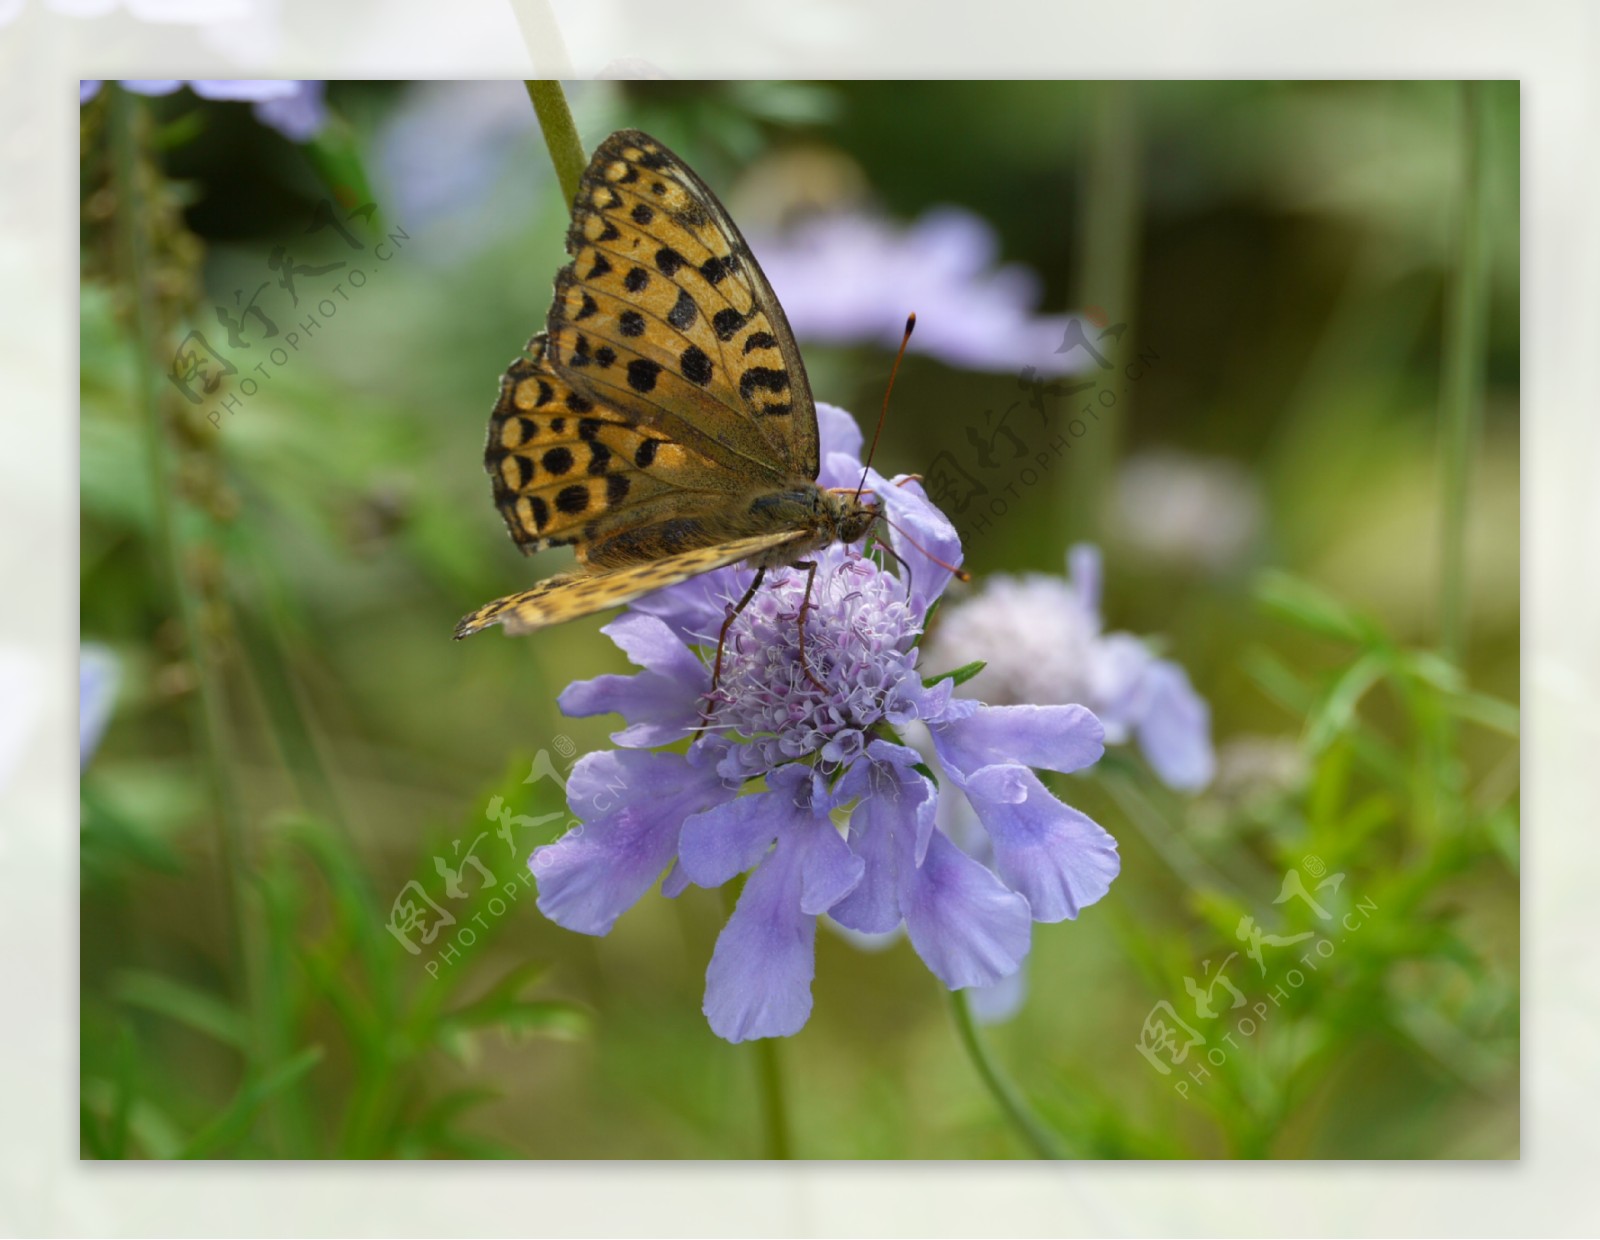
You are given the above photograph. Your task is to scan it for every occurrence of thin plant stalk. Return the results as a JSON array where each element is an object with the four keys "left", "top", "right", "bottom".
[
  {"left": 948, "top": 988, "right": 1067, "bottom": 1159},
  {"left": 1064, "top": 80, "right": 1142, "bottom": 541},
  {"left": 526, "top": 80, "right": 586, "bottom": 207},
  {"left": 754, "top": 1037, "right": 793, "bottom": 1159},
  {"left": 1439, "top": 81, "right": 1491, "bottom": 663}
]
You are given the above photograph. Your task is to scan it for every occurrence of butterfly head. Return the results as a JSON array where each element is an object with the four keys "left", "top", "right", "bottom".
[{"left": 821, "top": 486, "right": 881, "bottom": 546}]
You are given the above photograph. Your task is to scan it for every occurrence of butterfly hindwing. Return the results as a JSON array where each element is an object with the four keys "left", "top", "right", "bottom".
[
  {"left": 547, "top": 130, "right": 819, "bottom": 481},
  {"left": 454, "top": 530, "right": 807, "bottom": 638}
]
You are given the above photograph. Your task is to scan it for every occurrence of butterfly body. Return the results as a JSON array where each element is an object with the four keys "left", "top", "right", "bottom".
[{"left": 455, "top": 129, "right": 880, "bottom": 641}]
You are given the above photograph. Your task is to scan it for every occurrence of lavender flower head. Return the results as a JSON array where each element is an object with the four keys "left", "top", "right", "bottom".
[
  {"left": 749, "top": 207, "right": 1096, "bottom": 378},
  {"left": 925, "top": 544, "right": 1216, "bottom": 791},
  {"left": 535, "top": 405, "right": 1120, "bottom": 1042}
]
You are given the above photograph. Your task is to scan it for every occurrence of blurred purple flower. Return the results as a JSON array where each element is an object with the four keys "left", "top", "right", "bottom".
[
  {"left": 79, "top": 79, "right": 326, "bottom": 142},
  {"left": 749, "top": 207, "right": 1093, "bottom": 376},
  {"left": 79, "top": 644, "right": 119, "bottom": 769},
  {"left": 926, "top": 544, "right": 1216, "bottom": 792},
  {"left": 1111, "top": 450, "right": 1264, "bottom": 573},
  {"left": 536, "top": 405, "right": 1118, "bottom": 1042},
  {"left": 372, "top": 81, "right": 548, "bottom": 265}
]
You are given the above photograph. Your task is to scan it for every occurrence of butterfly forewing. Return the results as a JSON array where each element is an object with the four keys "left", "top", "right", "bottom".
[
  {"left": 549, "top": 130, "right": 819, "bottom": 479},
  {"left": 455, "top": 530, "right": 807, "bottom": 638},
  {"left": 461, "top": 128, "right": 847, "bottom": 642}
]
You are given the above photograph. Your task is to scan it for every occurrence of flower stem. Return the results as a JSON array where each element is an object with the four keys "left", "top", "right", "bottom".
[
  {"left": 1064, "top": 80, "right": 1143, "bottom": 541},
  {"left": 753, "top": 1036, "right": 793, "bottom": 1159},
  {"left": 1439, "top": 81, "right": 1491, "bottom": 663},
  {"left": 948, "top": 988, "right": 1067, "bottom": 1159},
  {"left": 525, "top": 80, "right": 585, "bottom": 208}
]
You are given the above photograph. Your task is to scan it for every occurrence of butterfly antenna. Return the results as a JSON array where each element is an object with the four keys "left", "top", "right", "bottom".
[
  {"left": 854, "top": 313, "right": 916, "bottom": 502},
  {"left": 879, "top": 513, "right": 971, "bottom": 583}
]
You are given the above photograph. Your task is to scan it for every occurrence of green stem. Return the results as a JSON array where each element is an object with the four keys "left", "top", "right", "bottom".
[
  {"left": 1065, "top": 81, "right": 1142, "bottom": 541},
  {"left": 525, "top": 80, "right": 586, "bottom": 208},
  {"left": 753, "top": 1037, "right": 793, "bottom": 1159},
  {"left": 948, "top": 988, "right": 1067, "bottom": 1159},
  {"left": 1439, "top": 81, "right": 1491, "bottom": 663}
]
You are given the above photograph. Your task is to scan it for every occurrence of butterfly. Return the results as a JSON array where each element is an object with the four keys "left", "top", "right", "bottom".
[{"left": 454, "top": 128, "right": 900, "bottom": 686}]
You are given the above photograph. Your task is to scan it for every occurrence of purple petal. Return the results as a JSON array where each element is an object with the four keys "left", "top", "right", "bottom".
[
  {"left": 799, "top": 817, "right": 864, "bottom": 915},
  {"left": 702, "top": 822, "right": 826, "bottom": 1042},
  {"left": 1085, "top": 632, "right": 1155, "bottom": 741},
  {"left": 868, "top": 468, "right": 963, "bottom": 614},
  {"left": 900, "top": 827, "right": 1032, "bottom": 989},
  {"left": 968, "top": 965, "right": 1028, "bottom": 1024},
  {"left": 80, "top": 81, "right": 103, "bottom": 104},
  {"left": 679, "top": 791, "right": 788, "bottom": 889},
  {"left": 1136, "top": 660, "right": 1215, "bottom": 791},
  {"left": 1067, "top": 542, "right": 1102, "bottom": 618},
  {"left": 189, "top": 79, "right": 300, "bottom": 102},
  {"left": 558, "top": 612, "right": 705, "bottom": 747},
  {"left": 631, "top": 564, "right": 747, "bottom": 645},
  {"left": 250, "top": 81, "right": 328, "bottom": 143},
  {"left": 829, "top": 759, "right": 934, "bottom": 934},
  {"left": 120, "top": 80, "right": 183, "bottom": 95},
  {"left": 530, "top": 749, "right": 730, "bottom": 935},
  {"left": 816, "top": 402, "right": 865, "bottom": 466},
  {"left": 931, "top": 703, "right": 1105, "bottom": 782},
  {"left": 960, "top": 765, "right": 1120, "bottom": 923}
]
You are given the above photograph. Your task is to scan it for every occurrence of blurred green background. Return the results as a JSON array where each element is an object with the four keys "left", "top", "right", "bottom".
[{"left": 79, "top": 79, "right": 1518, "bottom": 1159}]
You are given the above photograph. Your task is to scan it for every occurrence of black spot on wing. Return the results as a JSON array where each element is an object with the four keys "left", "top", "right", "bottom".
[
  {"left": 739, "top": 367, "right": 790, "bottom": 400},
  {"left": 624, "top": 266, "right": 650, "bottom": 293},
  {"left": 680, "top": 345, "right": 713, "bottom": 386},
  {"left": 556, "top": 484, "right": 589, "bottom": 515},
  {"left": 667, "top": 288, "right": 698, "bottom": 330},
  {"left": 627, "top": 358, "right": 662, "bottom": 393},
  {"left": 654, "top": 247, "right": 686, "bottom": 276},
  {"left": 743, "top": 331, "right": 778, "bottom": 354},
  {"left": 713, "top": 307, "right": 751, "bottom": 341},
  {"left": 634, "top": 439, "right": 658, "bottom": 468},
  {"left": 541, "top": 446, "right": 574, "bottom": 476},
  {"left": 619, "top": 310, "right": 646, "bottom": 338},
  {"left": 607, "top": 473, "right": 631, "bottom": 505}
]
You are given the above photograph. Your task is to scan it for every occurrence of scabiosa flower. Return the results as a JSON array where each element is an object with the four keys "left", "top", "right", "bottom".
[
  {"left": 79, "top": 80, "right": 327, "bottom": 142},
  {"left": 748, "top": 207, "right": 1095, "bottom": 377},
  {"left": 535, "top": 405, "right": 1120, "bottom": 1042},
  {"left": 924, "top": 544, "right": 1216, "bottom": 792}
]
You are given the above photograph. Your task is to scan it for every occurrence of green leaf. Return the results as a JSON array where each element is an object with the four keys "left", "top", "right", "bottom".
[
  {"left": 114, "top": 971, "right": 250, "bottom": 1053},
  {"left": 1443, "top": 688, "right": 1519, "bottom": 737},
  {"left": 924, "top": 660, "right": 986, "bottom": 690},
  {"left": 912, "top": 761, "right": 940, "bottom": 789},
  {"left": 1256, "top": 571, "right": 1382, "bottom": 645},
  {"left": 1305, "top": 651, "right": 1391, "bottom": 753},
  {"left": 301, "top": 114, "right": 381, "bottom": 233},
  {"left": 177, "top": 1046, "right": 325, "bottom": 1158}
]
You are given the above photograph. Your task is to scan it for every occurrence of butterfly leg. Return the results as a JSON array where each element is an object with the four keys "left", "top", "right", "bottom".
[
  {"left": 794, "top": 561, "right": 828, "bottom": 693},
  {"left": 702, "top": 567, "right": 767, "bottom": 724}
]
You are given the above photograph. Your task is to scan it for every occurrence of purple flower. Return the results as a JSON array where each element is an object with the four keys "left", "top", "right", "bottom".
[
  {"left": 925, "top": 544, "right": 1216, "bottom": 792},
  {"left": 79, "top": 79, "right": 326, "bottom": 142},
  {"left": 748, "top": 207, "right": 1095, "bottom": 377},
  {"left": 79, "top": 644, "right": 119, "bottom": 770},
  {"left": 536, "top": 405, "right": 1119, "bottom": 1042}
]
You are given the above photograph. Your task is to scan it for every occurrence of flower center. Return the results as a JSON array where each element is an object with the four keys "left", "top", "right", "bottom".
[{"left": 705, "top": 549, "right": 922, "bottom": 777}]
